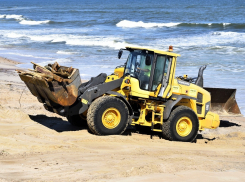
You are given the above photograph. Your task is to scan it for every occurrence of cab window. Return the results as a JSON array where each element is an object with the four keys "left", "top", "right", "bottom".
[
  {"left": 151, "top": 55, "right": 171, "bottom": 91},
  {"left": 124, "top": 51, "right": 154, "bottom": 90}
]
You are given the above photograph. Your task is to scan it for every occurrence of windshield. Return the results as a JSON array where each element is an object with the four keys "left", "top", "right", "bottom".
[{"left": 125, "top": 51, "right": 154, "bottom": 90}]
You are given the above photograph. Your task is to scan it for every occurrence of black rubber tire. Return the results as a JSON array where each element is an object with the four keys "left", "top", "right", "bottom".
[
  {"left": 162, "top": 106, "right": 199, "bottom": 142},
  {"left": 67, "top": 114, "right": 87, "bottom": 126},
  {"left": 87, "top": 96, "right": 129, "bottom": 135}
]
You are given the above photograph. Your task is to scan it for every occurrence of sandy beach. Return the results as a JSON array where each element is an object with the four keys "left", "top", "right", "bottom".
[{"left": 0, "top": 57, "right": 245, "bottom": 182}]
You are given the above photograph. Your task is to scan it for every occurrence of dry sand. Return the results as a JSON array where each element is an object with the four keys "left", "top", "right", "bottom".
[{"left": 0, "top": 57, "right": 245, "bottom": 182}]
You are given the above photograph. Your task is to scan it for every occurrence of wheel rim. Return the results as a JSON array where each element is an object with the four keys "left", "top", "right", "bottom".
[
  {"left": 102, "top": 108, "right": 121, "bottom": 129},
  {"left": 176, "top": 117, "right": 193, "bottom": 137}
]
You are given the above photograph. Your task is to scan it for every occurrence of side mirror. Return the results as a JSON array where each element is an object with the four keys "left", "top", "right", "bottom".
[
  {"left": 145, "top": 55, "right": 151, "bottom": 66},
  {"left": 118, "top": 49, "right": 123, "bottom": 59}
]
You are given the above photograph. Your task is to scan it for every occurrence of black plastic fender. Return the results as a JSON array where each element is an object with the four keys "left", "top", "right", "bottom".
[
  {"left": 67, "top": 78, "right": 123, "bottom": 116},
  {"left": 163, "top": 94, "right": 197, "bottom": 120}
]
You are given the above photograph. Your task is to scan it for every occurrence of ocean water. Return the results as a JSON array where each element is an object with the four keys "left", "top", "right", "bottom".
[{"left": 0, "top": 0, "right": 245, "bottom": 114}]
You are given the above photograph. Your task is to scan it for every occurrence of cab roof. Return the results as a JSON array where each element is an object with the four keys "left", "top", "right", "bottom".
[{"left": 125, "top": 46, "right": 180, "bottom": 57}]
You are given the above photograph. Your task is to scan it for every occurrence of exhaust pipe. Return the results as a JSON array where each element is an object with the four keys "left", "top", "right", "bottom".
[{"left": 204, "top": 87, "right": 241, "bottom": 116}]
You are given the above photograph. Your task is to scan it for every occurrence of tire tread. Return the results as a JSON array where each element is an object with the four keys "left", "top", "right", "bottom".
[
  {"left": 87, "top": 96, "right": 129, "bottom": 135},
  {"left": 162, "top": 106, "right": 199, "bottom": 142}
]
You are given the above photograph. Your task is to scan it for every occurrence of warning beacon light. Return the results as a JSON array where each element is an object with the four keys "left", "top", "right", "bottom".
[{"left": 169, "top": 45, "right": 173, "bottom": 52}]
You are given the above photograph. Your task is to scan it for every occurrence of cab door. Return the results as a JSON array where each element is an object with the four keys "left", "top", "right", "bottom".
[{"left": 150, "top": 55, "right": 174, "bottom": 98}]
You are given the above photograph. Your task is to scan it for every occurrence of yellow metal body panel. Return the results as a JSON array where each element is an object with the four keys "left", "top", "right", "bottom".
[
  {"left": 199, "top": 111, "right": 220, "bottom": 130},
  {"left": 114, "top": 67, "right": 124, "bottom": 78},
  {"left": 149, "top": 84, "right": 161, "bottom": 97},
  {"left": 129, "top": 77, "right": 150, "bottom": 98},
  {"left": 171, "top": 78, "right": 211, "bottom": 118}
]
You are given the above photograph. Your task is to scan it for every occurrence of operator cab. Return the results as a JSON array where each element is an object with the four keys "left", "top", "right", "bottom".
[{"left": 119, "top": 47, "right": 173, "bottom": 93}]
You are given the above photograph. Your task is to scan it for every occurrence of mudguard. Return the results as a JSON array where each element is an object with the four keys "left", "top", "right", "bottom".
[
  {"left": 68, "top": 78, "right": 123, "bottom": 116},
  {"left": 163, "top": 94, "right": 197, "bottom": 120}
]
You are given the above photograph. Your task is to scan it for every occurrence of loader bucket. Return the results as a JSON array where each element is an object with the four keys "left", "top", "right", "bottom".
[
  {"left": 204, "top": 87, "right": 241, "bottom": 115},
  {"left": 17, "top": 62, "right": 81, "bottom": 107}
]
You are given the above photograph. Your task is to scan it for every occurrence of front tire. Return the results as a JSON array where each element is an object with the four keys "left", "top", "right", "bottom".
[
  {"left": 162, "top": 106, "right": 199, "bottom": 142},
  {"left": 87, "top": 96, "right": 129, "bottom": 135}
]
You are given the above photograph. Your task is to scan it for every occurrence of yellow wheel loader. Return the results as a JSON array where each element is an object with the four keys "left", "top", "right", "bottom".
[{"left": 17, "top": 46, "right": 241, "bottom": 142}]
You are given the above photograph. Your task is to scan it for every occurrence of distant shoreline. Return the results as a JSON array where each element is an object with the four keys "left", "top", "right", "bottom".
[{"left": 0, "top": 56, "right": 22, "bottom": 66}]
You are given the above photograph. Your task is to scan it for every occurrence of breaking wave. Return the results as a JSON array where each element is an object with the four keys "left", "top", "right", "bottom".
[
  {"left": 0, "top": 14, "right": 24, "bottom": 20},
  {"left": 56, "top": 51, "right": 77, "bottom": 55},
  {"left": 2, "top": 30, "right": 245, "bottom": 51},
  {"left": 154, "top": 31, "right": 245, "bottom": 50},
  {"left": 65, "top": 36, "right": 138, "bottom": 49},
  {"left": 19, "top": 20, "right": 51, "bottom": 25},
  {"left": 0, "top": 14, "right": 50, "bottom": 25},
  {"left": 116, "top": 20, "right": 243, "bottom": 29},
  {"left": 0, "top": 16, "right": 240, "bottom": 29},
  {"left": 1, "top": 31, "right": 139, "bottom": 49},
  {"left": 116, "top": 20, "right": 180, "bottom": 28}
]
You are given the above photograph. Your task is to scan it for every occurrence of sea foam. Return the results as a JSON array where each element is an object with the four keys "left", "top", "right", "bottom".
[
  {"left": 0, "top": 14, "right": 50, "bottom": 25},
  {"left": 0, "top": 14, "right": 24, "bottom": 20},
  {"left": 4, "top": 31, "right": 138, "bottom": 49},
  {"left": 65, "top": 35, "right": 139, "bottom": 49},
  {"left": 5, "top": 33, "right": 25, "bottom": 38},
  {"left": 223, "top": 23, "right": 231, "bottom": 26},
  {"left": 153, "top": 31, "right": 245, "bottom": 52},
  {"left": 116, "top": 20, "right": 180, "bottom": 28},
  {"left": 39, "top": 58, "right": 73, "bottom": 66},
  {"left": 19, "top": 20, "right": 50, "bottom": 25},
  {"left": 5, "top": 14, "right": 24, "bottom": 20},
  {"left": 57, "top": 51, "right": 75, "bottom": 55},
  {"left": 2, "top": 28, "right": 245, "bottom": 51}
]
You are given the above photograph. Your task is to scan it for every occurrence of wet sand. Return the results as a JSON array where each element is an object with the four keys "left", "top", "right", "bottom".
[{"left": 0, "top": 57, "right": 245, "bottom": 182}]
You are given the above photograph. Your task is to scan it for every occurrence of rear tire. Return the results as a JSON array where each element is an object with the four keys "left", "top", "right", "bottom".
[
  {"left": 162, "top": 106, "right": 199, "bottom": 142},
  {"left": 87, "top": 96, "right": 129, "bottom": 135},
  {"left": 67, "top": 114, "right": 87, "bottom": 126}
]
